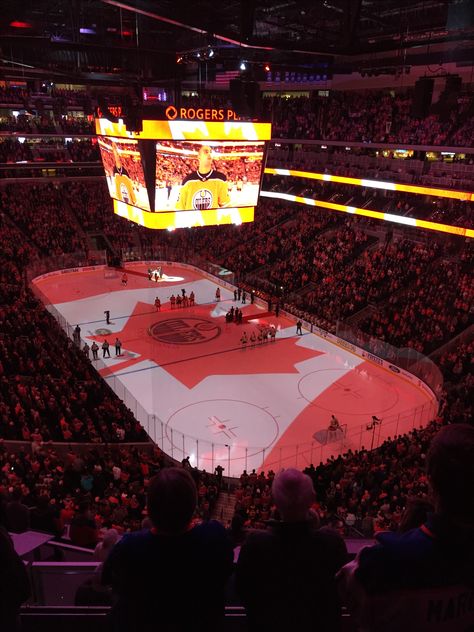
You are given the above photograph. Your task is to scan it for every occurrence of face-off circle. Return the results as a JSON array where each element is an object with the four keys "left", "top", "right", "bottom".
[
  {"left": 149, "top": 317, "right": 221, "bottom": 345},
  {"left": 166, "top": 399, "right": 280, "bottom": 454},
  {"left": 298, "top": 368, "right": 399, "bottom": 415}
]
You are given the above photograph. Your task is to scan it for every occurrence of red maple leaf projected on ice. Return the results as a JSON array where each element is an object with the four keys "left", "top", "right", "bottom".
[{"left": 89, "top": 301, "right": 323, "bottom": 389}]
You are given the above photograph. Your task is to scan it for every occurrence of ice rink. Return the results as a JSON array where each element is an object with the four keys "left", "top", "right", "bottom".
[{"left": 33, "top": 263, "right": 438, "bottom": 476}]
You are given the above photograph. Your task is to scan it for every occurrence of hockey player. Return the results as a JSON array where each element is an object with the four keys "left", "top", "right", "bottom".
[{"left": 175, "top": 145, "right": 230, "bottom": 211}]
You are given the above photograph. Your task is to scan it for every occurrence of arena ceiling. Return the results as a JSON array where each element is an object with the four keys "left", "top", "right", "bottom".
[{"left": 0, "top": 0, "right": 473, "bottom": 81}]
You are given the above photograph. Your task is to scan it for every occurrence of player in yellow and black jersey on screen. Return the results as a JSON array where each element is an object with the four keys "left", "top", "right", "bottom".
[
  {"left": 176, "top": 145, "right": 230, "bottom": 211},
  {"left": 112, "top": 144, "right": 136, "bottom": 206}
]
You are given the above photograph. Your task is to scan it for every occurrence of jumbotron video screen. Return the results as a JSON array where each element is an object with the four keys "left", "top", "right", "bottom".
[
  {"left": 98, "top": 136, "right": 151, "bottom": 212},
  {"left": 95, "top": 110, "right": 271, "bottom": 229}
]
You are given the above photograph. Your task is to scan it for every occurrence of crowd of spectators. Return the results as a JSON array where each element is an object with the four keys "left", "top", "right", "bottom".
[
  {"left": 0, "top": 184, "right": 85, "bottom": 255},
  {"left": 270, "top": 144, "right": 474, "bottom": 190},
  {"left": 356, "top": 246, "right": 473, "bottom": 354},
  {"left": 231, "top": 323, "right": 473, "bottom": 537},
  {"left": 0, "top": 138, "right": 99, "bottom": 164},
  {"left": 233, "top": 412, "right": 473, "bottom": 542},
  {"left": 0, "top": 175, "right": 471, "bottom": 356},
  {"left": 1, "top": 85, "right": 474, "bottom": 145},
  {"left": 0, "top": 442, "right": 221, "bottom": 541},
  {"left": 264, "top": 173, "right": 474, "bottom": 228},
  {"left": 0, "top": 209, "right": 146, "bottom": 447},
  {"left": 263, "top": 89, "right": 474, "bottom": 145},
  {"left": 437, "top": 339, "right": 473, "bottom": 425},
  {"left": 0, "top": 87, "right": 472, "bottom": 563}
]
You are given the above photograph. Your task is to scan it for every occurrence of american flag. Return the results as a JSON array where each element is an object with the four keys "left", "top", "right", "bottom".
[{"left": 214, "top": 70, "right": 241, "bottom": 88}]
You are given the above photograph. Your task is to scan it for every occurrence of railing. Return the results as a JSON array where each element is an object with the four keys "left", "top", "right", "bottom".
[
  {"left": 429, "top": 323, "right": 474, "bottom": 361},
  {"left": 336, "top": 322, "right": 444, "bottom": 398},
  {"left": 262, "top": 399, "right": 438, "bottom": 472},
  {"left": 29, "top": 253, "right": 440, "bottom": 477},
  {"left": 26, "top": 251, "right": 107, "bottom": 285}
]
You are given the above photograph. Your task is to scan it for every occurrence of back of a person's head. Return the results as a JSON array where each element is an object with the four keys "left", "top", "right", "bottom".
[
  {"left": 36, "top": 495, "right": 50, "bottom": 510},
  {"left": 147, "top": 467, "right": 197, "bottom": 534},
  {"left": 272, "top": 468, "right": 315, "bottom": 522},
  {"left": 77, "top": 501, "right": 91, "bottom": 516},
  {"left": 398, "top": 497, "right": 434, "bottom": 533},
  {"left": 427, "top": 423, "right": 474, "bottom": 524},
  {"left": 11, "top": 488, "right": 23, "bottom": 502}
]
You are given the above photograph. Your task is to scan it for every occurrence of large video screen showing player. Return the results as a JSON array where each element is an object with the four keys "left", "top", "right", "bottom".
[
  {"left": 95, "top": 113, "right": 272, "bottom": 229},
  {"left": 155, "top": 141, "right": 265, "bottom": 212},
  {"left": 98, "top": 137, "right": 151, "bottom": 211}
]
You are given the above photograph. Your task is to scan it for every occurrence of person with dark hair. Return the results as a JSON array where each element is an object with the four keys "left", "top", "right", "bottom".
[
  {"left": 102, "top": 467, "right": 233, "bottom": 632},
  {"left": 236, "top": 468, "right": 347, "bottom": 631},
  {"left": 175, "top": 145, "right": 230, "bottom": 211},
  {"left": 30, "top": 495, "right": 61, "bottom": 536},
  {"left": 0, "top": 524, "right": 31, "bottom": 631},
  {"left": 398, "top": 497, "right": 434, "bottom": 534},
  {"left": 102, "top": 339, "right": 110, "bottom": 358},
  {"left": 5, "top": 489, "right": 30, "bottom": 533},
  {"left": 70, "top": 502, "right": 99, "bottom": 548},
  {"left": 339, "top": 423, "right": 474, "bottom": 631},
  {"left": 91, "top": 341, "right": 99, "bottom": 360}
]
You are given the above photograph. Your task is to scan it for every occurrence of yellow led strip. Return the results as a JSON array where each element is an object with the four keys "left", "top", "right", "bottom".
[
  {"left": 264, "top": 167, "right": 474, "bottom": 202},
  {"left": 96, "top": 118, "right": 272, "bottom": 140},
  {"left": 259, "top": 190, "right": 474, "bottom": 239},
  {"left": 113, "top": 199, "right": 254, "bottom": 229}
]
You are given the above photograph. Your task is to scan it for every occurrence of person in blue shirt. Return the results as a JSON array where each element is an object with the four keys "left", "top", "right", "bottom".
[
  {"left": 102, "top": 467, "right": 233, "bottom": 632},
  {"left": 339, "top": 423, "right": 474, "bottom": 632}
]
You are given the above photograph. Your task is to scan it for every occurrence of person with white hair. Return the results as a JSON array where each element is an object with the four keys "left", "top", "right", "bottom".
[
  {"left": 94, "top": 528, "right": 120, "bottom": 563},
  {"left": 236, "top": 468, "right": 347, "bottom": 631}
]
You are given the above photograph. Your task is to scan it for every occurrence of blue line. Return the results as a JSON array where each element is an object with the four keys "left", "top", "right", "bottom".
[
  {"left": 102, "top": 334, "right": 302, "bottom": 380},
  {"left": 77, "top": 299, "right": 223, "bottom": 326}
]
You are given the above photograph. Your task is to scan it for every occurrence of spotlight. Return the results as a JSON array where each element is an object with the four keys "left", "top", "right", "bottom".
[
  {"left": 264, "top": 64, "right": 270, "bottom": 72},
  {"left": 208, "top": 48, "right": 214, "bottom": 58},
  {"left": 240, "top": 61, "right": 246, "bottom": 71},
  {"left": 176, "top": 55, "right": 183, "bottom": 64}
]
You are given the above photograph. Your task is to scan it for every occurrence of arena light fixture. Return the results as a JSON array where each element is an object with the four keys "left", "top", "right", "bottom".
[
  {"left": 10, "top": 21, "right": 32, "bottom": 28},
  {"left": 240, "top": 61, "right": 247, "bottom": 71},
  {"left": 259, "top": 190, "right": 474, "bottom": 239},
  {"left": 264, "top": 167, "right": 474, "bottom": 202}
]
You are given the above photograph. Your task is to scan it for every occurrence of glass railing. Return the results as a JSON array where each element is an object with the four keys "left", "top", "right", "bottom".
[{"left": 336, "top": 322, "right": 444, "bottom": 398}]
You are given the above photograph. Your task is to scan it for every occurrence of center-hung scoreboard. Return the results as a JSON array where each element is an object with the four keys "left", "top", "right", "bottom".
[{"left": 96, "top": 106, "right": 272, "bottom": 230}]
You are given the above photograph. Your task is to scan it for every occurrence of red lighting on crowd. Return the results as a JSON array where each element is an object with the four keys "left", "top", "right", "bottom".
[{"left": 10, "top": 21, "right": 32, "bottom": 28}]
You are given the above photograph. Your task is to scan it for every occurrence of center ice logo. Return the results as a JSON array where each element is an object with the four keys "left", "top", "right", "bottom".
[
  {"left": 192, "top": 188, "right": 212, "bottom": 210},
  {"left": 149, "top": 318, "right": 221, "bottom": 345}
]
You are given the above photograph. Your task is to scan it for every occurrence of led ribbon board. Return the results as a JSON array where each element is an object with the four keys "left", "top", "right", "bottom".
[
  {"left": 113, "top": 199, "right": 254, "bottom": 230},
  {"left": 264, "top": 168, "right": 474, "bottom": 202},
  {"left": 260, "top": 191, "right": 474, "bottom": 239},
  {"left": 96, "top": 116, "right": 271, "bottom": 229},
  {"left": 264, "top": 168, "right": 474, "bottom": 238}
]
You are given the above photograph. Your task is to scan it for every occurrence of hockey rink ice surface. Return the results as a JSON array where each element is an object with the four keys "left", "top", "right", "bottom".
[{"left": 33, "top": 264, "right": 437, "bottom": 476}]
